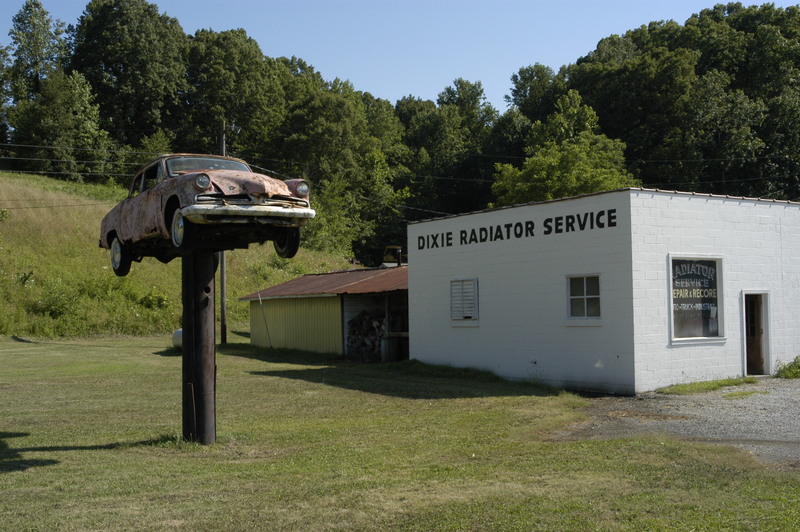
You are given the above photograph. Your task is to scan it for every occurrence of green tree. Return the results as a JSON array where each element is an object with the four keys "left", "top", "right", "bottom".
[
  {"left": 486, "top": 108, "right": 533, "bottom": 169},
  {"left": 396, "top": 80, "right": 499, "bottom": 217},
  {"left": 269, "top": 72, "right": 403, "bottom": 260},
  {"left": 563, "top": 4, "right": 800, "bottom": 197},
  {"left": 756, "top": 87, "right": 800, "bottom": 199},
  {"left": 361, "top": 91, "right": 408, "bottom": 168},
  {"left": 9, "top": 70, "right": 111, "bottom": 181},
  {"left": 69, "top": 0, "right": 188, "bottom": 145},
  {"left": 437, "top": 78, "right": 497, "bottom": 141},
  {"left": 652, "top": 70, "right": 766, "bottom": 193},
  {"left": 7, "top": 0, "right": 67, "bottom": 102},
  {"left": 492, "top": 91, "right": 636, "bottom": 205},
  {"left": 179, "top": 29, "right": 285, "bottom": 157},
  {"left": 0, "top": 45, "right": 11, "bottom": 145},
  {"left": 507, "top": 63, "right": 566, "bottom": 122},
  {"left": 394, "top": 95, "right": 436, "bottom": 130},
  {"left": 400, "top": 103, "right": 468, "bottom": 214}
]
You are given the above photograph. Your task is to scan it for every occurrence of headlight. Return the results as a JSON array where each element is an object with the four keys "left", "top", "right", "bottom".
[
  {"left": 295, "top": 181, "right": 310, "bottom": 197},
  {"left": 194, "top": 173, "right": 211, "bottom": 189}
]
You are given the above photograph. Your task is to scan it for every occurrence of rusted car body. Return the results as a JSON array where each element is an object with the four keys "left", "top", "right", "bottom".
[{"left": 99, "top": 154, "right": 315, "bottom": 276}]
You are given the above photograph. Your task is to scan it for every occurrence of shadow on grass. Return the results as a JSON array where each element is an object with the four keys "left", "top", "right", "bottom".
[
  {"left": 1, "top": 431, "right": 80, "bottom": 473},
  {"left": 251, "top": 360, "right": 558, "bottom": 400},
  {"left": 10, "top": 336, "right": 37, "bottom": 343},
  {"left": 153, "top": 346, "right": 182, "bottom": 357},
  {"left": 214, "top": 334, "right": 559, "bottom": 399},
  {"left": 0, "top": 433, "right": 205, "bottom": 473}
]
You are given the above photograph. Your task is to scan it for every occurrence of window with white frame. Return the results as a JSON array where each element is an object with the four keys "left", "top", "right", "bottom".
[
  {"left": 568, "top": 275, "right": 600, "bottom": 318},
  {"left": 450, "top": 278, "right": 478, "bottom": 321}
]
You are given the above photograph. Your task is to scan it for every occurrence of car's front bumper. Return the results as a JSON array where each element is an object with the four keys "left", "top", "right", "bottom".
[{"left": 181, "top": 204, "right": 316, "bottom": 225}]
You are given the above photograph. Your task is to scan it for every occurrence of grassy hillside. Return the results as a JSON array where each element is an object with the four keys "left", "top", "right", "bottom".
[{"left": 0, "top": 172, "right": 352, "bottom": 337}]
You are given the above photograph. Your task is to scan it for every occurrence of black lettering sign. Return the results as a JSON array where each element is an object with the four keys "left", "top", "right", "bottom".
[{"left": 415, "top": 208, "right": 618, "bottom": 252}]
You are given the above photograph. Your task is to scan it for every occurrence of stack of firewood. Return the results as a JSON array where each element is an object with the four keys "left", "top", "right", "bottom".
[{"left": 346, "top": 310, "right": 386, "bottom": 361}]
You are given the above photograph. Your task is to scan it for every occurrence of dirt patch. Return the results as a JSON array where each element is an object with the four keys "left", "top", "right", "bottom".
[{"left": 549, "top": 377, "right": 800, "bottom": 470}]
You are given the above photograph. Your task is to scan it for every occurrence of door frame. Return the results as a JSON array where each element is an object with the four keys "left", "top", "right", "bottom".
[{"left": 741, "top": 291, "right": 770, "bottom": 375}]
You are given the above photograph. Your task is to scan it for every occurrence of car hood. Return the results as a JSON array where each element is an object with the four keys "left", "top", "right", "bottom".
[{"left": 203, "top": 169, "right": 292, "bottom": 197}]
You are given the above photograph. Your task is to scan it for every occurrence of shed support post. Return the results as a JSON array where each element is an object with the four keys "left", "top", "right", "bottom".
[{"left": 182, "top": 251, "right": 218, "bottom": 444}]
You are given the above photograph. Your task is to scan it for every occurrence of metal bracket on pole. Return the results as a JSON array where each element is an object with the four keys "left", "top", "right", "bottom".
[{"left": 182, "top": 251, "right": 218, "bottom": 444}]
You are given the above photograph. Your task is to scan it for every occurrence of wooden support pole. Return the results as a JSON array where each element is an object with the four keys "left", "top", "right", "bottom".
[{"left": 182, "top": 251, "right": 218, "bottom": 444}]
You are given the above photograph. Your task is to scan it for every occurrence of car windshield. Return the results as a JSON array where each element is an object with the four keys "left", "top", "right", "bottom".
[{"left": 165, "top": 157, "right": 250, "bottom": 177}]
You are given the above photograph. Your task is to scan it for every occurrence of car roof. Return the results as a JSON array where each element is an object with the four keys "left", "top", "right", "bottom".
[{"left": 134, "top": 153, "right": 250, "bottom": 174}]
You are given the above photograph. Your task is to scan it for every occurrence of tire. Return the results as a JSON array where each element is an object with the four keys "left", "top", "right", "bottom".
[
  {"left": 273, "top": 227, "right": 300, "bottom": 258},
  {"left": 110, "top": 236, "right": 132, "bottom": 277},
  {"left": 170, "top": 208, "right": 194, "bottom": 252}
]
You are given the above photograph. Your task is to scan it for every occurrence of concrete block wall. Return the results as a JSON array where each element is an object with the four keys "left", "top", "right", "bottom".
[
  {"left": 409, "top": 189, "right": 800, "bottom": 394},
  {"left": 630, "top": 191, "right": 800, "bottom": 391},
  {"left": 408, "top": 191, "right": 637, "bottom": 394}
]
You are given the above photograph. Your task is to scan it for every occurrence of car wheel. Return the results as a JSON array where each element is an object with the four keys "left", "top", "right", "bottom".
[
  {"left": 170, "top": 208, "right": 194, "bottom": 252},
  {"left": 110, "top": 236, "right": 132, "bottom": 277},
  {"left": 273, "top": 227, "right": 300, "bottom": 258}
]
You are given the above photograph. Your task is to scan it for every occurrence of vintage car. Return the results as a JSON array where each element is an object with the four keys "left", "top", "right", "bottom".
[{"left": 99, "top": 153, "right": 315, "bottom": 276}]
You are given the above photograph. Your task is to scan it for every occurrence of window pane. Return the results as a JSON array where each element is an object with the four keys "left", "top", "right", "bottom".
[
  {"left": 671, "top": 259, "right": 720, "bottom": 338},
  {"left": 570, "top": 298, "right": 585, "bottom": 317},
  {"left": 585, "top": 276, "right": 600, "bottom": 296},
  {"left": 586, "top": 297, "right": 601, "bottom": 317},
  {"left": 570, "top": 277, "right": 584, "bottom": 297}
]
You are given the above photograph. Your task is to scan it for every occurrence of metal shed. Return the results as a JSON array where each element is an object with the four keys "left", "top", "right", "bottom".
[{"left": 240, "top": 266, "right": 408, "bottom": 359}]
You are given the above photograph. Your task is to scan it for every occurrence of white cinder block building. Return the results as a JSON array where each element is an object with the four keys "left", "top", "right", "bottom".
[{"left": 407, "top": 188, "right": 800, "bottom": 394}]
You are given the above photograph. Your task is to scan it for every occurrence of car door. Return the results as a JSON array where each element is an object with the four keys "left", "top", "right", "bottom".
[{"left": 118, "top": 164, "right": 164, "bottom": 242}]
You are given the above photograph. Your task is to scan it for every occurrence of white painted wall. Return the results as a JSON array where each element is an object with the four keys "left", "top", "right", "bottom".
[
  {"left": 408, "top": 189, "right": 800, "bottom": 394},
  {"left": 408, "top": 191, "right": 637, "bottom": 394},
  {"left": 629, "top": 190, "right": 800, "bottom": 391}
]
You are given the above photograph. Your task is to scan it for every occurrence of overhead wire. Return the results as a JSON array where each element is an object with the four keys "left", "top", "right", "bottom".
[{"left": 2, "top": 141, "right": 798, "bottom": 210}]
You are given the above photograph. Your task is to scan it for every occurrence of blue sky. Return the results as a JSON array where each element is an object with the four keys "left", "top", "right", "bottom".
[{"left": 2, "top": 1, "right": 799, "bottom": 110}]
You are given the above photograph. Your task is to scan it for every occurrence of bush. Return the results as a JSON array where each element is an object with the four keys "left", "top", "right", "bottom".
[{"left": 775, "top": 356, "right": 800, "bottom": 379}]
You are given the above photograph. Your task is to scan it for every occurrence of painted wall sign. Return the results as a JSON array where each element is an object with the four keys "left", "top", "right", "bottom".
[
  {"left": 416, "top": 209, "right": 618, "bottom": 251},
  {"left": 672, "top": 259, "right": 720, "bottom": 338}
]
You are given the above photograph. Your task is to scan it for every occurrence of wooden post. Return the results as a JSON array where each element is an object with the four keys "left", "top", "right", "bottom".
[
  {"left": 182, "top": 251, "right": 218, "bottom": 444},
  {"left": 220, "top": 251, "right": 227, "bottom": 344}
]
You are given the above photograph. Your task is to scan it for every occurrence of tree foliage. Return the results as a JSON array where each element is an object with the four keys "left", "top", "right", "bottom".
[
  {"left": 3, "top": 2, "right": 800, "bottom": 261},
  {"left": 7, "top": 0, "right": 66, "bottom": 102},
  {"left": 493, "top": 91, "right": 636, "bottom": 205},
  {"left": 9, "top": 70, "right": 111, "bottom": 181},
  {"left": 68, "top": 0, "right": 188, "bottom": 145},
  {"left": 180, "top": 29, "right": 285, "bottom": 156},
  {"left": 560, "top": 3, "right": 800, "bottom": 198},
  {"left": 0, "top": 46, "right": 11, "bottom": 145}
]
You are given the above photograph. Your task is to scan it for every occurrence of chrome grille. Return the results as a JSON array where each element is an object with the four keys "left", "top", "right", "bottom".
[{"left": 194, "top": 193, "right": 309, "bottom": 208}]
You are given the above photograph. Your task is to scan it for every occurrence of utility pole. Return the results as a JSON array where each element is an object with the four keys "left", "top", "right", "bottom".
[
  {"left": 218, "top": 122, "right": 228, "bottom": 344},
  {"left": 182, "top": 252, "right": 218, "bottom": 444}
]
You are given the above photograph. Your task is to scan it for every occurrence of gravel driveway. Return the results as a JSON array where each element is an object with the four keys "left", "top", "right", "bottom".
[{"left": 550, "top": 377, "right": 800, "bottom": 470}]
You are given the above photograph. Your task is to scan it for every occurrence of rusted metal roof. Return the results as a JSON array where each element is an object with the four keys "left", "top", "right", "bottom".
[{"left": 239, "top": 266, "right": 407, "bottom": 301}]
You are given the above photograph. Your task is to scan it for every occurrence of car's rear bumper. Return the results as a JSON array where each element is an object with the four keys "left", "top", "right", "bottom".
[{"left": 181, "top": 204, "right": 316, "bottom": 224}]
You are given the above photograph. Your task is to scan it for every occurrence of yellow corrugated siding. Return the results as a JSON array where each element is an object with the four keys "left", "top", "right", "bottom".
[{"left": 249, "top": 297, "right": 343, "bottom": 354}]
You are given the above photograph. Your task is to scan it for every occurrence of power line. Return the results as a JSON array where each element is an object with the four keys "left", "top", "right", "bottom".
[
  {"left": 0, "top": 142, "right": 162, "bottom": 157},
  {"left": 0, "top": 167, "right": 132, "bottom": 179},
  {"left": 0, "top": 202, "right": 113, "bottom": 210}
]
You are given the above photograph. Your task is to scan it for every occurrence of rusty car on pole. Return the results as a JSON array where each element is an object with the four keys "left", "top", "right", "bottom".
[{"left": 99, "top": 154, "right": 315, "bottom": 276}]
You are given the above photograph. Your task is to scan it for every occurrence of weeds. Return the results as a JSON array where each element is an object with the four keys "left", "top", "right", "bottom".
[
  {"left": 658, "top": 377, "right": 758, "bottom": 395},
  {"left": 775, "top": 356, "right": 800, "bottom": 379}
]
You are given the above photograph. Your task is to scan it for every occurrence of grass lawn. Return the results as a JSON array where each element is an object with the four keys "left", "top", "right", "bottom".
[{"left": 2, "top": 335, "right": 798, "bottom": 531}]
